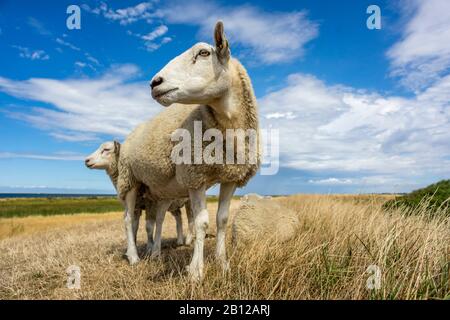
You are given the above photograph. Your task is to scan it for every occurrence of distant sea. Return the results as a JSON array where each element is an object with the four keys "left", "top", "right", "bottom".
[{"left": 0, "top": 193, "right": 116, "bottom": 199}]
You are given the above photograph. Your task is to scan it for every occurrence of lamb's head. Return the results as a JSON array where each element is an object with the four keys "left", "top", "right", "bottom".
[
  {"left": 150, "top": 21, "right": 231, "bottom": 107},
  {"left": 85, "top": 141, "right": 120, "bottom": 171}
]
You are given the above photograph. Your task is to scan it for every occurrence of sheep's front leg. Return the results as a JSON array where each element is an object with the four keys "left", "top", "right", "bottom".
[
  {"left": 151, "top": 200, "right": 172, "bottom": 258},
  {"left": 172, "top": 209, "right": 184, "bottom": 246},
  {"left": 187, "top": 186, "right": 208, "bottom": 282},
  {"left": 124, "top": 188, "right": 140, "bottom": 265},
  {"left": 144, "top": 203, "right": 156, "bottom": 255},
  {"left": 216, "top": 182, "right": 236, "bottom": 272},
  {"left": 184, "top": 201, "right": 194, "bottom": 246}
]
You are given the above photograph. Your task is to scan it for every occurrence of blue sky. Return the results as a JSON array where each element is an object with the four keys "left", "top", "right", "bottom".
[{"left": 0, "top": 0, "right": 449, "bottom": 195}]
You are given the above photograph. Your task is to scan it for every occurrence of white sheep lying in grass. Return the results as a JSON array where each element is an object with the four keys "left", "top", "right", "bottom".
[
  {"left": 85, "top": 141, "right": 194, "bottom": 254},
  {"left": 232, "top": 194, "right": 299, "bottom": 245}
]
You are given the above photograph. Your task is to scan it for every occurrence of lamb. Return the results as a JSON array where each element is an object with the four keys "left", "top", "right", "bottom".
[
  {"left": 117, "top": 21, "right": 260, "bottom": 281},
  {"left": 84, "top": 141, "right": 194, "bottom": 254},
  {"left": 232, "top": 195, "right": 299, "bottom": 245}
]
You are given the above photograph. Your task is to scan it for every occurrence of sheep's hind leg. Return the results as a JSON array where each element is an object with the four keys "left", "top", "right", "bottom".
[
  {"left": 184, "top": 201, "right": 194, "bottom": 246},
  {"left": 216, "top": 182, "right": 236, "bottom": 273},
  {"left": 186, "top": 186, "right": 208, "bottom": 282},
  {"left": 172, "top": 209, "right": 184, "bottom": 246},
  {"left": 144, "top": 203, "right": 156, "bottom": 256},
  {"left": 151, "top": 200, "right": 172, "bottom": 258},
  {"left": 124, "top": 188, "right": 140, "bottom": 265},
  {"left": 132, "top": 208, "right": 142, "bottom": 245}
]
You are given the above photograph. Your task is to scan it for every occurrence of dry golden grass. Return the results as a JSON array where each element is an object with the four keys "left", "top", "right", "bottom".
[
  {"left": 0, "top": 195, "right": 448, "bottom": 300},
  {"left": 0, "top": 212, "right": 122, "bottom": 240}
]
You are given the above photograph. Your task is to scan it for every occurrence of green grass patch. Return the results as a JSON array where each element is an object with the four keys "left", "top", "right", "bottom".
[
  {"left": 383, "top": 179, "right": 450, "bottom": 217},
  {"left": 0, "top": 195, "right": 222, "bottom": 218},
  {"left": 0, "top": 197, "right": 123, "bottom": 218}
]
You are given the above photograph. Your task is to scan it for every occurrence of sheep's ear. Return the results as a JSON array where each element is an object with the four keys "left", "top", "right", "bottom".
[
  {"left": 214, "top": 21, "right": 230, "bottom": 62},
  {"left": 113, "top": 141, "right": 121, "bottom": 155}
]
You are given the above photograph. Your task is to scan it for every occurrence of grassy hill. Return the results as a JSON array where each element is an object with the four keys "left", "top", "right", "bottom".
[{"left": 384, "top": 180, "right": 450, "bottom": 216}]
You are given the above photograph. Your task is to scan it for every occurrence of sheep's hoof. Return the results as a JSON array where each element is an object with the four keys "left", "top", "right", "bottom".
[
  {"left": 176, "top": 238, "right": 184, "bottom": 246},
  {"left": 127, "top": 255, "right": 140, "bottom": 265},
  {"left": 144, "top": 245, "right": 153, "bottom": 256},
  {"left": 150, "top": 250, "right": 161, "bottom": 260},
  {"left": 144, "top": 250, "right": 152, "bottom": 258}
]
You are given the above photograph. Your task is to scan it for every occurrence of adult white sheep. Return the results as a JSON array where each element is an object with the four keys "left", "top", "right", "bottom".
[
  {"left": 117, "top": 21, "right": 260, "bottom": 281},
  {"left": 84, "top": 141, "right": 194, "bottom": 254}
]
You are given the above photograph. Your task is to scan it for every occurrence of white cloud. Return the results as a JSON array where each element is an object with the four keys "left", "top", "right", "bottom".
[
  {"left": 259, "top": 72, "right": 450, "bottom": 188},
  {"left": 306, "top": 176, "right": 411, "bottom": 189},
  {"left": 55, "top": 38, "right": 100, "bottom": 71},
  {"left": 74, "top": 60, "right": 97, "bottom": 72},
  {"left": 85, "top": 53, "right": 100, "bottom": 66},
  {"left": 82, "top": 1, "right": 159, "bottom": 25},
  {"left": 50, "top": 132, "right": 100, "bottom": 142},
  {"left": 308, "top": 178, "right": 353, "bottom": 185},
  {"left": 25, "top": 17, "right": 99, "bottom": 69},
  {"left": 265, "top": 112, "right": 296, "bottom": 120},
  {"left": 142, "top": 26, "right": 171, "bottom": 51},
  {"left": 128, "top": 25, "right": 172, "bottom": 52},
  {"left": 143, "top": 36, "right": 172, "bottom": 52},
  {"left": 161, "top": 0, "right": 318, "bottom": 63},
  {"left": 387, "top": 0, "right": 450, "bottom": 91},
  {"left": 84, "top": 0, "right": 318, "bottom": 62},
  {"left": 11, "top": 45, "right": 49, "bottom": 60},
  {"left": 0, "top": 64, "right": 161, "bottom": 141},
  {"left": 82, "top": 1, "right": 317, "bottom": 60},
  {"left": 56, "top": 37, "right": 80, "bottom": 51},
  {"left": 7, "top": 185, "right": 49, "bottom": 189},
  {"left": 142, "top": 25, "right": 168, "bottom": 41},
  {"left": 27, "top": 17, "right": 51, "bottom": 36},
  {"left": 0, "top": 152, "right": 85, "bottom": 161}
]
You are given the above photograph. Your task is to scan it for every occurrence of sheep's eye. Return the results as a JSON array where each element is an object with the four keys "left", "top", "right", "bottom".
[
  {"left": 198, "top": 49, "right": 210, "bottom": 57},
  {"left": 103, "top": 149, "right": 110, "bottom": 153}
]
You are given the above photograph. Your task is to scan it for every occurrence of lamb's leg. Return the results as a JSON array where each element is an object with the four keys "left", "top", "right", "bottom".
[
  {"left": 124, "top": 188, "right": 140, "bottom": 265},
  {"left": 132, "top": 208, "right": 142, "bottom": 244},
  {"left": 187, "top": 186, "right": 208, "bottom": 282},
  {"left": 171, "top": 209, "right": 184, "bottom": 246},
  {"left": 215, "top": 182, "right": 236, "bottom": 272},
  {"left": 144, "top": 202, "right": 156, "bottom": 255},
  {"left": 184, "top": 201, "right": 194, "bottom": 246},
  {"left": 151, "top": 200, "right": 172, "bottom": 258}
]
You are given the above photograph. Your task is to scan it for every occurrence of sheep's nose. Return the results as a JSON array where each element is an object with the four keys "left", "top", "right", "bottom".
[
  {"left": 150, "top": 76, "right": 164, "bottom": 89},
  {"left": 85, "top": 159, "right": 91, "bottom": 166}
]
